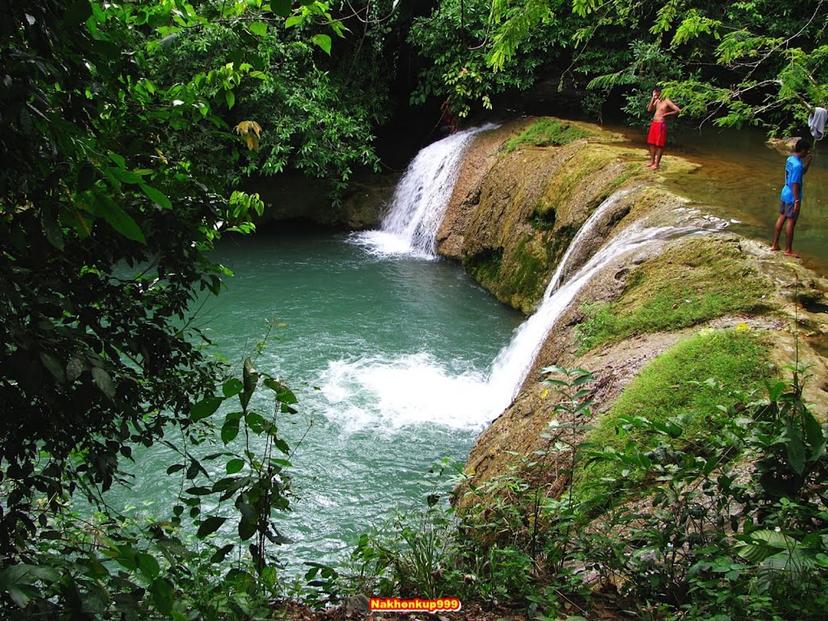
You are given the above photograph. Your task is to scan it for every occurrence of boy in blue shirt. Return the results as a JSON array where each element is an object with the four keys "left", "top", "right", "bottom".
[{"left": 771, "top": 138, "right": 813, "bottom": 257}]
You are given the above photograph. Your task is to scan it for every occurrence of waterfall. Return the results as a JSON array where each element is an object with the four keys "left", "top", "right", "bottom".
[
  {"left": 544, "top": 187, "right": 637, "bottom": 294},
  {"left": 342, "top": 138, "right": 729, "bottom": 427},
  {"left": 352, "top": 124, "right": 497, "bottom": 258},
  {"left": 485, "top": 202, "right": 721, "bottom": 411}
]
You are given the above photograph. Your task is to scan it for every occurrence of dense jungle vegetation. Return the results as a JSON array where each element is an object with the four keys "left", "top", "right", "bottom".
[{"left": 1, "top": 0, "right": 826, "bottom": 619}]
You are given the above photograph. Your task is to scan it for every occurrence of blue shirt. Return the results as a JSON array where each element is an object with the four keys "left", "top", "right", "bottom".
[{"left": 780, "top": 155, "right": 804, "bottom": 205}]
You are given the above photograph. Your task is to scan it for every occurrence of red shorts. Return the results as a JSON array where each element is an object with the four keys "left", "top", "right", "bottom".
[{"left": 647, "top": 120, "right": 668, "bottom": 147}]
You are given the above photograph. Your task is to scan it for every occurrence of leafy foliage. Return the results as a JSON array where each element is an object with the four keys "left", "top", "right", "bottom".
[
  {"left": 146, "top": 2, "right": 397, "bottom": 194},
  {"left": 346, "top": 356, "right": 828, "bottom": 620},
  {"left": 409, "top": 0, "right": 558, "bottom": 119},
  {"left": 0, "top": 0, "right": 374, "bottom": 617},
  {"left": 412, "top": 0, "right": 828, "bottom": 134},
  {"left": 0, "top": 357, "right": 299, "bottom": 618}
]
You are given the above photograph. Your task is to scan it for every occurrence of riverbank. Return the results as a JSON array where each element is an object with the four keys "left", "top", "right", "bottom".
[
  {"left": 427, "top": 117, "right": 828, "bottom": 489},
  {"left": 318, "top": 118, "right": 828, "bottom": 620}
]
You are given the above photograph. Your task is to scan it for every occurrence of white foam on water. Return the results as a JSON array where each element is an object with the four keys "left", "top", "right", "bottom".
[
  {"left": 351, "top": 124, "right": 498, "bottom": 259},
  {"left": 319, "top": 353, "right": 499, "bottom": 433},
  {"left": 347, "top": 230, "right": 437, "bottom": 261},
  {"left": 331, "top": 188, "right": 729, "bottom": 433}
]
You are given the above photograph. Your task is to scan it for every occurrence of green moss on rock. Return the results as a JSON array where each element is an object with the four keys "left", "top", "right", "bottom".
[
  {"left": 576, "top": 237, "right": 774, "bottom": 351},
  {"left": 503, "top": 118, "right": 594, "bottom": 152},
  {"left": 573, "top": 327, "right": 772, "bottom": 512},
  {"left": 465, "top": 248, "right": 503, "bottom": 287}
]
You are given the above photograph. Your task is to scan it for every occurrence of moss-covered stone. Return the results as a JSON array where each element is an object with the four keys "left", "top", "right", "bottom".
[
  {"left": 465, "top": 248, "right": 503, "bottom": 285},
  {"left": 572, "top": 327, "right": 773, "bottom": 513},
  {"left": 446, "top": 120, "right": 649, "bottom": 314},
  {"left": 502, "top": 118, "right": 594, "bottom": 152},
  {"left": 576, "top": 236, "right": 776, "bottom": 351}
]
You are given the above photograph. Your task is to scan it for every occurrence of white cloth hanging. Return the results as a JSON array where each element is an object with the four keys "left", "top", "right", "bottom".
[{"left": 809, "top": 107, "right": 827, "bottom": 140}]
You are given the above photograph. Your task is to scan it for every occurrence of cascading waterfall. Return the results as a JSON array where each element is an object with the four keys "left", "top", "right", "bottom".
[
  {"left": 544, "top": 187, "right": 637, "bottom": 293},
  {"left": 339, "top": 147, "right": 728, "bottom": 430},
  {"left": 352, "top": 124, "right": 497, "bottom": 258},
  {"left": 485, "top": 214, "right": 715, "bottom": 411}
]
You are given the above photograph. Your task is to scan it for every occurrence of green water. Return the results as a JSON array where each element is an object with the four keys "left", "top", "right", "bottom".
[{"left": 117, "top": 229, "right": 521, "bottom": 570}]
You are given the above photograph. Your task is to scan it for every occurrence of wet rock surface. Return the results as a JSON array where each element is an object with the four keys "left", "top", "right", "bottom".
[{"left": 444, "top": 117, "right": 828, "bottom": 498}]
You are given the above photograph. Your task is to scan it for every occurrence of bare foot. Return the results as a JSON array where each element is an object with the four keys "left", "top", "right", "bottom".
[
  {"left": 783, "top": 250, "right": 800, "bottom": 258},
  {"left": 770, "top": 245, "right": 780, "bottom": 252}
]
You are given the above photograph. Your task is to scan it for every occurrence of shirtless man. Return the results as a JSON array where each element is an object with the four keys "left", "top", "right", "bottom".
[{"left": 646, "top": 86, "right": 681, "bottom": 169}]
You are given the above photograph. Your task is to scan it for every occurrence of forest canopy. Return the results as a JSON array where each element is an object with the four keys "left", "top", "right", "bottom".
[{"left": 414, "top": 0, "right": 828, "bottom": 133}]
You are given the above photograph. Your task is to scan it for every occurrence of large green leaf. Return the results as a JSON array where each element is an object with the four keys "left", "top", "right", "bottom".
[
  {"left": 786, "top": 417, "right": 806, "bottom": 475},
  {"left": 140, "top": 184, "right": 172, "bottom": 210},
  {"left": 197, "top": 516, "right": 227, "bottom": 538},
  {"left": 312, "top": 33, "right": 332, "bottom": 55},
  {"left": 94, "top": 194, "right": 146, "bottom": 243},
  {"left": 150, "top": 577, "right": 174, "bottom": 614},
  {"left": 136, "top": 553, "right": 160, "bottom": 579},
  {"left": 272, "top": 0, "right": 292, "bottom": 17},
  {"left": 248, "top": 21, "right": 268, "bottom": 37},
  {"left": 190, "top": 396, "right": 223, "bottom": 422}
]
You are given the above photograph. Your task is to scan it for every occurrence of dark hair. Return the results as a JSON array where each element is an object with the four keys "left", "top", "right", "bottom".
[
  {"left": 795, "top": 137, "right": 812, "bottom": 153},
  {"left": 653, "top": 85, "right": 663, "bottom": 93}
]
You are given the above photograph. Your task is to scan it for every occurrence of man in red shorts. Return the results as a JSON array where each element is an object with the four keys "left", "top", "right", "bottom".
[{"left": 646, "top": 86, "right": 681, "bottom": 169}]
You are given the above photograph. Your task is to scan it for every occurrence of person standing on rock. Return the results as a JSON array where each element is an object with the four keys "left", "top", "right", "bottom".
[
  {"left": 646, "top": 86, "right": 681, "bottom": 170},
  {"left": 771, "top": 138, "right": 813, "bottom": 257}
]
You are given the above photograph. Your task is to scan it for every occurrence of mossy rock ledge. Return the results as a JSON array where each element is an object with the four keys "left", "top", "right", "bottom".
[{"left": 440, "top": 117, "right": 828, "bottom": 506}]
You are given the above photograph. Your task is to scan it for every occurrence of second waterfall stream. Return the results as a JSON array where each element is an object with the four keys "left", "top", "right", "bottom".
[{"left": 332, "top": 127, "right": 722, "bottom": 430}]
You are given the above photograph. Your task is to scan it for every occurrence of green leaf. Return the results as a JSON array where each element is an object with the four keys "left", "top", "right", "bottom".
[
  {"left": 41, "top": 206, "right": 64, "bottom": 250},
  {"left": 238, "top": 514, "right": 257, "bottom": 541},
  {"left": 240, "top": 358, "right": 259, "bottom": 409},
  {"left": 197, "top": 516, "right": 227, "bottom": 538},
  {"left": 225, "top": 90, "right": 235, "bottom": 109},
  {"left": 263, "top": 378, "right": 298, "bottom": 404},
  {"left": 91, "top": 367, "right": 115, "bottom": 399},
  {"left": 93, "top": 194, "right": 146, "bottom": 243},
  {"left": 226, "top": 458, "right": 245, "bottom": 474},
  {"left": 40, "top": 353, "right": 65, "bottom": 383},
  {"left": 786, "top": 418, "right": 806, "bottom": 475},
  {"left": 222, "top": 378, "right": 244, "bottom": 398},
  {"left": 311, "top": 33, "right": 332, "bottom": 55},
  {"left": 107, "top": 151, "right": 127, "bottom": 169},
  {"left": 272, "top": 0, "right": 292, "bottom": 17},
  {"left": 150, "top": 577, "right": 174, "bottom": 614},
  {"left": 191, "top": 396, "right": 223, "bottom": 422},
  {"left": 108, "top": 167, "right": 143, "bottom": 185},
  {"left": 248, "top": 21, "right": 268, "bottom": 37},
  {"left": 136, "top": 553, "right": 160, "bottom": 579},
  {"left": 140, "top": 184, "right": 172, "bottom": 210},
  {"left": 221, "top": 420, "right": 240, "bottom": 444},
  {"left": 802, "top": 410, "right": 826, "bottom": 458},
  {"left": 65, "top": 0, "right": 93, "bottom": 25},
  {"left": 210, "top": 544, "right": 235, "bottom": 563}
]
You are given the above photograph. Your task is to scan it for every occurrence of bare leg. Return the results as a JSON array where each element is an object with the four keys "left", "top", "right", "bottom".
[
  {"left": 784, "top": 218, "right": 798, "bottom": 256},
  {"left": 770, "top": 213, "right": 785, "bottom": 250},
  {"left": 647, "top": 144, "right": 656, "bottom": 167},
  {"left": 654, "top": 147, "right": 665, "bottom": 169}
]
